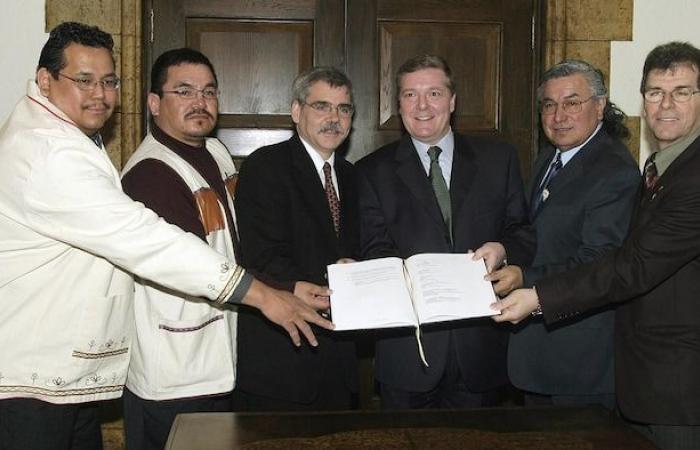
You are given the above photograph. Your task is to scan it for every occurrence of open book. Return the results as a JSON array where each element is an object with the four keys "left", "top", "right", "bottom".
[{"left": 328, "top": 253, "right": 498, "bottom": 332}]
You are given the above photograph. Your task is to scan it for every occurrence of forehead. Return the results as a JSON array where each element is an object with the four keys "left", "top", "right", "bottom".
[
  {"left": 306, "top": 80, "right": 351, "bottom": 101},
  {"left": 542, "top": 73, "right": 590, "bottom": 99},
  {"left": 645, "top": 63, "right": 699, "bottom": 87},
  {"left": 399, "top": 68, "right": 449, "bottom": 90},
  {"left": 164, "top": 63, "right": 216, "bottom": 84},
  {"left": 62, "top": 43, "right": 115, "bottom": 73}
]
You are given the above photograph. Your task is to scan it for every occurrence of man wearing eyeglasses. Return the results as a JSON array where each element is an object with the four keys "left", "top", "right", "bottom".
[
  {"left": 0, "top": 24, "right": 333, "bottom": 449},
  {"left": 232, "top": 67, "right": 359, "bottom": 411},
  {"left": 494, "top": 42, "right": 700, "bottom": 449},
  {"left": 486, "top": 60, "right": 639, "bottom": 410},
  {"left": 119, "top": 47, "right": 253, "bottom": 450}
]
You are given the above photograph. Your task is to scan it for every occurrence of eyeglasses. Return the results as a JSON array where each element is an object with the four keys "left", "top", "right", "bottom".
[
  {"left": 303, "top": 101, "right": 354, "bottom": 117},
  {"left": 540, "top": 96, "right": 597, "bottom": 115},
  {"left": 161, "top": 87, "right": 219, "bottom": 100},
  {"left": 643, "top": 87, "right": 700, "bottom": 103},
  {"left": 58, "top": 73, "right": 121, "bottom": 91}
]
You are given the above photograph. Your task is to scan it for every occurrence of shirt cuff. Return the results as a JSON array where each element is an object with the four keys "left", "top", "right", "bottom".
[{"left": 225, "top": 272, "right": 254, "bottom": 304}]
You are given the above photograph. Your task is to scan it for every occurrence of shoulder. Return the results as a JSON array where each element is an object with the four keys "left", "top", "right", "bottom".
[
  {"left": 455, "top": 133, "right": 519, "bottom": 167},
  {"left": 239, "top": 139, "right": 293, "bottom": 175},
  {"left": 587, "top": 133, "right": 638, "bottom": 174},
  {"left": 355, "top": 139, "right": 401, "bottom": 171}
]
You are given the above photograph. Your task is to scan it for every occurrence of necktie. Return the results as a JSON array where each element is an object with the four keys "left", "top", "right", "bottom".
[
  {"left": 531, "top": 152, "right": 563, "bottom": 217},
  {"left": 323, "top": 162, "right": 341, "bottom": 235},
  {"left": 644, "top": 152, "right": 659, "bottom": 190},
  {"left": 427, "top": 146, "right": 452, "bottom": 243}
]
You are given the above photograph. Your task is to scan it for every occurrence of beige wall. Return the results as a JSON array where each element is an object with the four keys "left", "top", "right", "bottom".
[
  {"left": 0, "top": 0, "right": 47, "bottom": 125},
  {"left": 611, "top": 0, "right": 700, "bottom": 166}
]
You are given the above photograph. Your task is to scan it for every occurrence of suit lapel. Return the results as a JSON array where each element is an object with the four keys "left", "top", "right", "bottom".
[
  {"left": 289, "top": 135, "right": 337, "bottom": 244},
  {"left": 449, "top": 134, "right": 478, "bottom": 222},
  {"left": 529, "top": 147, "right": 556, "bottom": 202},
  {"left": 535, "top": 129, "right": 606, "bottom": 214},
  {"left": 395, "top": 135, "right": 446, "bottom": 229}
]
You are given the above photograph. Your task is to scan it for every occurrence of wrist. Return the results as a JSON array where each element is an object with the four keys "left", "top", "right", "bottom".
[{"left": 530, "top": 286, "right": 542, "bottom": 316}]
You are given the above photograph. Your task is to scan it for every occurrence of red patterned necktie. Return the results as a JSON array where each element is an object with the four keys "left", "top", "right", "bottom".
[
  {"left": 644, "top": 153, "right": 658, "bottom": 190},
  {"left": 323, "top": 162, "right": 340, "bottom": 235}
]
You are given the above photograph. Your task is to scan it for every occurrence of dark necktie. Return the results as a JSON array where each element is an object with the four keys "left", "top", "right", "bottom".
[
  {"left": 531, "top": 152, "right": 563, "bottom": 217},
  {"left": 644, "top": 152, "right": 659, "bottom": 190},
  {"left": 90, "top": 133, "right": 103, "bottom": 148},
  {"left": 427, "top": 146, "right": 452, "bottom": 243},
  {"left": 323, "top": 162, "right": 341, "bottom": 235}
]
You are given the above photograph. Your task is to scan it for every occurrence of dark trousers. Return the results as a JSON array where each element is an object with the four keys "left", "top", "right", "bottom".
[
  {"left": 122, "top": 388, "right": 233, "bottom": 450},
  {"left": 0, "top": 398, "right": 102, "bottom": 450},
  {"left": 631, "top": 422, "right": 700, "bottom": 450},
  {"left": 523, "top": 391, "right": 616, "bottom": 411},
  {"left": 232, "top": 376, "right": 356, "bottom": 412},
  {"left": 379, "top": 341, "right": 499, "bottom": 410}
]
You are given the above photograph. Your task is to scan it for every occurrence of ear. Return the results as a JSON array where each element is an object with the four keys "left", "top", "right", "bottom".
[
  {"left": 449, "top": 92, "right": 456, "bottom": 114},
  {"left": 147, "top": 92, "right": 161, "bottom": 117},
  {"left": 595, "top": 97, "right": 606, "bottom": 121},
  {"left": 36, "top": 68, "right": 52, "bottom": 97},
  {"left": 291, "top": 100, "right": 302, "bottom": 124}
]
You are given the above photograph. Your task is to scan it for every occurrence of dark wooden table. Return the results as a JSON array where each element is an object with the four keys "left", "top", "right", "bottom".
[{"left": 166, "top": 406, "right": 655, "bottom": 449}]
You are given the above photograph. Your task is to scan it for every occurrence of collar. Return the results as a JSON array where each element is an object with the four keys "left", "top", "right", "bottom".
[
  {"left": 411, "top": 129, "right": 455, "bottom": 160},
  {"left": 557, "top": 122, "right": 602, "bottom": 166},
  {"left": 299, "top": 135, "right": 336, "bottom": 172},
  {"left": 654, "top": 125, "right": 700, "bottom": 177},
  {"left": 151, "top": 123, "right": 206, "bottom": 153}
]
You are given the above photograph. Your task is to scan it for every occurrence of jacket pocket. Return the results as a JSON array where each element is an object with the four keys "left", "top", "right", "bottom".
[{"left": 154, "top": 312, "right": 234, "bottom": 394}]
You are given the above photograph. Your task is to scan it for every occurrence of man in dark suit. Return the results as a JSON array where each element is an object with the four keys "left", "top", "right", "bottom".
[
  {"left": 488, "top": 60, "right": 639, "bottom": 410},
  {"left": 356, "top": 55, "right": 535, "bottom": 409},
  {"left": 495, "top": 42, "right": 700, "bottom": 449},
  {"left": 234, "top": 66, "right": 359, "bottom": 411}
]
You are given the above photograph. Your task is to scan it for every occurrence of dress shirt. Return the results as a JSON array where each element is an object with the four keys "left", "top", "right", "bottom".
[
  {"left": 412, "top": 129, "right": 455, "bottom": 188},
  {"left": 300, "top": 137, "right": 339, "bottom": 199},
  {"left": 654, "top": 125, "right": 700, "bottom": 176},
  {"left": 538, "top": 123, "right": 603, "bottom": 188}
]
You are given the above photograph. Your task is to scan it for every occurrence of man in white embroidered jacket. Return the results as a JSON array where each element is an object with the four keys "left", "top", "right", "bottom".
[{"left": 0, "top": 23, "right": 332, "bottom": 450}]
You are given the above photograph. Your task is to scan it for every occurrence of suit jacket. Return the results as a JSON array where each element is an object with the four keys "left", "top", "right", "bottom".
[
  {"left": 538, "top": 134, "right": 700, "bottom": 425},
  {"left": 234, "top": 134, "right": 359, "bottom": 403},
  {"left": 508, "top": 128, "right": 640, "bottom": 396},
  {"left": 356, "top": 133, "right": 535, "bottom": 392}
]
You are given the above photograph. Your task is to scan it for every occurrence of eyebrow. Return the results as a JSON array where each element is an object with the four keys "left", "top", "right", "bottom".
[
  {"left": 74, "top": 71, "right": 117, "bottom": 78},
  {"left": 172, "top": 81, "right": 218, "bottom": 88},
  {"left": 645, "top": 84, "right": 694, "bottom": 90}
]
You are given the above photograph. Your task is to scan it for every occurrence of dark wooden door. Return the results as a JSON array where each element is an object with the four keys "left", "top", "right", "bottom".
[{"left": 146, "top": 0, "right": 541, "bottom": 173}]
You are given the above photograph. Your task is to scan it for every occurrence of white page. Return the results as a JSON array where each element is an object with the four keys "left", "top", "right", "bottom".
[
  {"left": 328, "top": 257, "right": 418, "bottom": 331},
  {"left": 405, "top": 253, "right": 498, "bottom": 324}
]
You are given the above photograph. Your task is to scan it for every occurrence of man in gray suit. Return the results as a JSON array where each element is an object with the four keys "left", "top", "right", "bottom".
[{"left": 488, "top": 60, "right": 639, "bottom": 409}]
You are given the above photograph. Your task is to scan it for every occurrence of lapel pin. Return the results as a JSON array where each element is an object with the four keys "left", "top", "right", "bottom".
[{"left": 542, "top": 188, "right": 550, "bottom": 202}]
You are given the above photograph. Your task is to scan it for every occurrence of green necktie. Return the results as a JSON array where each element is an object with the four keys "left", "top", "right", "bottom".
[{"left": 428, "top": 146, "right": 452, "bottom": 244}]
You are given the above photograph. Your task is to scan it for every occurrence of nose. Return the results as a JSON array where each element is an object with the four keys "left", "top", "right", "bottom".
[
  {"left": 417, "top": 93, "right": 428, "bottom": 110},
  {"left": 191, "top": 92, "right": 207, "bottom": 108},
  {"left": 660, "top": 92, "right": 674, "bottom": 109},
  {"left": 90, "top": 83, "right": 106, "bottom": 99},
  {"left": 553, "top": 104, "right": 567, "bottom": 122}
]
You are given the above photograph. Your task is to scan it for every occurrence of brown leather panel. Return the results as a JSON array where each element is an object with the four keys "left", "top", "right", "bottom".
[{"left": 193, "top": 188, "right": 225, "bottom": 233}]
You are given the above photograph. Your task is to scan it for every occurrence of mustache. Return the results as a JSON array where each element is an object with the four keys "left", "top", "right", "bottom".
[
  {"left": 319, "top": 122, "right": 344, "bottom": 133},
  {"left": 185, "top": 108, "right": 214, "bottom": 119},
  {"left": 82, "top": 102, "right": 110, "bottom": 110}
]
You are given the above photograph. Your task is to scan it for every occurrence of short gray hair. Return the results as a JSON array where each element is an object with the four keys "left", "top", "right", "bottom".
[
  {"left": 537, "top": 59, "right": 607, "bottom": 102},
  {"left": 538, "top": 59, "right": 629, "bottom": 139},
  {"left": 291, "top": 66, "right": 353, "bottom": 105}
]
